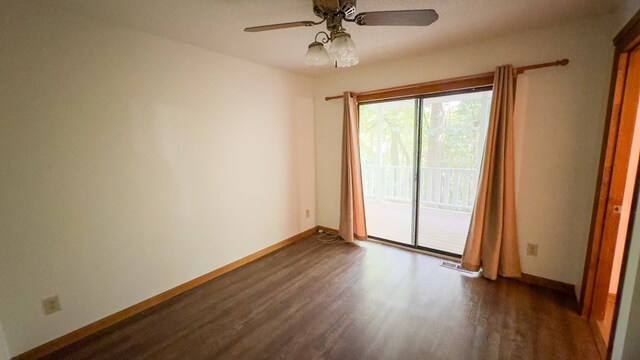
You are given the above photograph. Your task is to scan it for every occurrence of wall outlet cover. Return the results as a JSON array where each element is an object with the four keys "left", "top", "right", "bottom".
[
  {"left": 42, "top": 295, "right": 61, "bottom": 315},
  {"left": 526, "top": 243, "right": 539, "bottom": 257}
]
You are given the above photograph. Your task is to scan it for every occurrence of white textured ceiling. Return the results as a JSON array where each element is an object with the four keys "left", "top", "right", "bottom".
[{"left": 41, "top": 0, "right": 622, "bottom": 77}]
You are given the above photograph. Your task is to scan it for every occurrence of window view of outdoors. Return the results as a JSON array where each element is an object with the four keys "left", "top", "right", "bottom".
[
  {"left": 360, "top": 99, "right": 416, "bottom": 244},
  {"left": 359, "top": 90, "right": 492, "bottom": 254}
]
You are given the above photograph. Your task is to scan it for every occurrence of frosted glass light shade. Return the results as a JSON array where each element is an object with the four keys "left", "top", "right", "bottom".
[
  {"left": 304, "top": 42, "right": 330, "bottom": 65},
  {"left": 328, "top": 32, "right": 356, "bottom": 60},
  {"left": 329, "top": 32, "right": 358, "bottom": 68},
  {"left": 336, "top": 53, "right": 359, "bottom": 68}
]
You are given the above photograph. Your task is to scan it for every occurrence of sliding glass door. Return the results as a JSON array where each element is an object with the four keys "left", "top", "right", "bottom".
[
  {"left": 359, "top": 88, "right": 492, "bottom": 256},
  {"left": 417, "top": 90, "right": 492, "bottom": 255},
  {"left": 359, "top": 99, "right": 417, "bottom": 245}
]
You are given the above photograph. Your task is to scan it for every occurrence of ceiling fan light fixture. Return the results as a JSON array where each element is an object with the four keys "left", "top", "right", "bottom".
[
  {"left": 304, "top": 41, "right": 330, "bottom": 65},
  {"left": 245, "top": 1, "right": 438, "bottom": 69}
]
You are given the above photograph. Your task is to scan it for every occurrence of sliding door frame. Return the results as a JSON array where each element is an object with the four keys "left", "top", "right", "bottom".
[
  {"left": 410, "top": 97, "right": 423, "bottom": 253},
  {"left": 360, "top": 85, "right": 493, "bottom": 258}
]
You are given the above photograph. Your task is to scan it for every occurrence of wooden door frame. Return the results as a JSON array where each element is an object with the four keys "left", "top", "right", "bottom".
[{"left": 579, "top": 8, "right": 640, "bottom": 358}]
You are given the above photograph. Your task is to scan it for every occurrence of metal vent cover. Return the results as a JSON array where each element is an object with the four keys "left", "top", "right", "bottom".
[{"left": 440, "top": 262, "right": 476, "bottom": 274}]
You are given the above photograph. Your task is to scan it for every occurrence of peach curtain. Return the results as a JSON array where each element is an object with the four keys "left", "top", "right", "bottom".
[
  {"left": 338, "top": 92, "right": 368, "bottom": 241},
  {"left": 461, "top": 65, "right": 522, "bottom": 280}
]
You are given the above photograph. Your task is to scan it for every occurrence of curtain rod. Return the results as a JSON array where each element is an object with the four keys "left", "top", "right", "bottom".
[{"left": 324, "top": 58, "right": 569, "bottom": 101}]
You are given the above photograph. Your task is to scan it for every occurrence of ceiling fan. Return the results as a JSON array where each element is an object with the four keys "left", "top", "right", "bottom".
[{"left": 244, "top": 0, "right": 439, "bottom": 68}]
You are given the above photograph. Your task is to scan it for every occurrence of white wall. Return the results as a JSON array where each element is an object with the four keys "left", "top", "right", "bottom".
[
  {"left": 314, "top": 16, "right": 617, "bottom": 292},
  {"left": 0, "top": 2, "right": 315, "bottom": 357}
]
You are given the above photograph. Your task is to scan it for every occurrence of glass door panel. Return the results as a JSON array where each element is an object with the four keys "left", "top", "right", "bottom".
[
  {"left": 417, "top": 90, "right": 492, "bottom": 255},
  {"left": 359, "top": 99, "right": 417, "bottom": 245}
]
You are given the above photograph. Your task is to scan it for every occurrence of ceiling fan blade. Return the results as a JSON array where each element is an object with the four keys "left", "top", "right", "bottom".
[
  {"left": 244, "top": 21, "right": 318, "bottom": 32},
  {"left": 353, "top": 10, "right": 439, "bottom": 26}
]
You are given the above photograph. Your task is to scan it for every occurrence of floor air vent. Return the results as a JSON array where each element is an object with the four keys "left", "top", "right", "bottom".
[{"left": 440, "top": 262, "right": 476, "bottom": 274}]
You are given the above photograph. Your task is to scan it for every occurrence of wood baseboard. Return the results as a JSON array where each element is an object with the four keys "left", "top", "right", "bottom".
[
  {"left": 13, "top": 226, "right": 319, "bottom": 360},
  {"left": 516, "top": 273, "right": 576, "bottom": 297}
]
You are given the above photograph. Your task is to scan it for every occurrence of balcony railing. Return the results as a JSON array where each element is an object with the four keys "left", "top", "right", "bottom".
[{"left": 362, "top": 165, "right": 479, "bottom": 213}]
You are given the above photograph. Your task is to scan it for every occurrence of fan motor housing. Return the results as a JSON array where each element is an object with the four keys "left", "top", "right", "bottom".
[{"left": 313, "top": 0, "right": 357, "bottom": 19}]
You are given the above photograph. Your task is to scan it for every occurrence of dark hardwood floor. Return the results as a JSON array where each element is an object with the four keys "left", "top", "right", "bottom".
[{"left": 45, "top": 235, "right": 599, "bottom": 360}]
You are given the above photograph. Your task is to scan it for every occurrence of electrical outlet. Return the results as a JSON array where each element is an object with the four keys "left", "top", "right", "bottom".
[
  {"left": 526, "top": 243, "right": 538, "bottom": 257},
  {"left": 305, "top": 209, "right": 310, "bottom": 218},
  {"left": 42, "top": 295, "right": 61, "bottom": 315}
]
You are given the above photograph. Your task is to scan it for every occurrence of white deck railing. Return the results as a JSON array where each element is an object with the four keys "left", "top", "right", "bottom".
[{"left": 362, "top": 165, "right": 478, "bottom": 213}]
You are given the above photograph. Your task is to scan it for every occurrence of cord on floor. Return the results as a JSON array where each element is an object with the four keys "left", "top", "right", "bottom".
[{"left": 317, "top": 230, "right": 342, "bottom": 244}]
